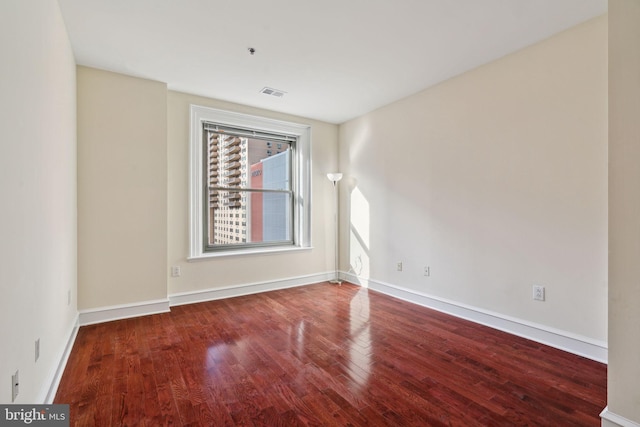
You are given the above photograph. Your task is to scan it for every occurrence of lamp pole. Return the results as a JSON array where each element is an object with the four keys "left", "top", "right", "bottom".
[{"left": 327, "top": 173, "right": 343, "bottom": 284}]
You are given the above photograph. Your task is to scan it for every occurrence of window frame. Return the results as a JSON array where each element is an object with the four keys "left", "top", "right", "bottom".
[{"left": 189, "top": 105, "right": 312, "bottom": 259}]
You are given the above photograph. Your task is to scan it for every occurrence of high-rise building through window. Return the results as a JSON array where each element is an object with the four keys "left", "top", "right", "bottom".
[{"left": 204, "top": 124, "right": 293, "bottom": 249}]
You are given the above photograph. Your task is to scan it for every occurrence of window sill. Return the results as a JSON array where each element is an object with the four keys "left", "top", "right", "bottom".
[{"left": 188, "top": 245, "right": 313, "bottom": 261}]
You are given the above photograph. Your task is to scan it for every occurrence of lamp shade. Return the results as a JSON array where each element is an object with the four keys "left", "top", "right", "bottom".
[{"left": 326, "top": 172, "right": 343, "bottom": 182}]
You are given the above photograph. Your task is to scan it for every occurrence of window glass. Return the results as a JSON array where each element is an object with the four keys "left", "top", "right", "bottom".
[{"left": 204, "top": 127, "right": 294, "bottom": 250}]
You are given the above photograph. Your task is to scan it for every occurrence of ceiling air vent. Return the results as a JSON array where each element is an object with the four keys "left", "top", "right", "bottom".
[{"left": 260, "top": 87, "right": 287, "bottom": 98}]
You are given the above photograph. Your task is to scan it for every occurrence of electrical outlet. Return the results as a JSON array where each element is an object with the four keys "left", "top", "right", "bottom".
[
  {"left": 533, "top": 285, "right": 545, "bottom": 301},
  {"left": 397, "top": 262, "right": 403, "bottom": 272},
  {"left": 12, "top": 370, "right": 19, "bottom": 402},
  {"left": 35, "top": 339, "right": 40, "bottom": 362},
  {"left": 424, "top": 266, "right": 430, "bottom": 276},
  {"left": 171, "top": 266, "right": 181, "bottom": 277}
]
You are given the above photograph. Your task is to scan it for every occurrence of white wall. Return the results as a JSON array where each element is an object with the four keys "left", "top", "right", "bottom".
[
  {"left": 339, "top": 16, "right": 607, "bottom": 347},
  {"left": 0, "top": 0, "right": 78, "bottom": 403},
  {"left": 167, "top": 91, "right": 338, "bottom": 298},
  {"left": 606, "top": 0, "right": 640, "bottom": 425}
]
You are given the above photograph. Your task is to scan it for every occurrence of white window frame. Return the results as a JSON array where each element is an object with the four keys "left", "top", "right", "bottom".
[{"left": 189, "top": 105, "right": 312, "bottom": 259}]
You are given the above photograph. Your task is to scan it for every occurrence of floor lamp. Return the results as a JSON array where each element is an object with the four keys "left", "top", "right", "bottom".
[{"left": 327, "top": 173, "right": 343, "bottom": 284}]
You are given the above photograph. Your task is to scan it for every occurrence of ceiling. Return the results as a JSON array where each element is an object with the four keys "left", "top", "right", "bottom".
[{"left": 57, "top": 0, "right": 607, "bottom": 124}]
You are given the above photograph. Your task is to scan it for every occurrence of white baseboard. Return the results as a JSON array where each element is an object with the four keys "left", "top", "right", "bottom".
[
  {"left": 79, "top": 299, "right": 171, "bottom": 326},
  {"left": 601, "top": 407, "right": 640, "bottom": 427},
  {"left": 73, "top": 271, "right": 605, "bottom": 363},
  {"left": 169, "top": 272, "right": 333, "bottom": 306},
  {"left": 41, "top": 313, "right": 79, "bottom": 404},
  {"left": 77, "top": 273, "right": 334, "bottom": 325},
  {"left": 343, "top": 272, "right": 608, "bottom": 364}
]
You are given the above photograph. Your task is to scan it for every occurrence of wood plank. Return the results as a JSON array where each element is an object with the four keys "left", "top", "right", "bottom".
[{"left": 55, "top": 282, "right": 606, "bottom": 426}]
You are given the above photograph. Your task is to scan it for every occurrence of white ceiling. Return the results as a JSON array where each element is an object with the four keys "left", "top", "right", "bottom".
[{"left": 57, "top": 0, "right": 607, "bottom": 124}]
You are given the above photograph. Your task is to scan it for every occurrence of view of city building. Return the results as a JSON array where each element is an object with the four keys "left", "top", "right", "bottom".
[{"left": 205, "top": 126, "right": 292, "bottom": 248}]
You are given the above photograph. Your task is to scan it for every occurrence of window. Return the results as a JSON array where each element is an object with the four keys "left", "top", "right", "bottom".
[
  {"left": 189, "top": 106, "right": 311, "bottom": 258},
  {"left": 203, "top": 128, "right": 294, "bottom": 250}
]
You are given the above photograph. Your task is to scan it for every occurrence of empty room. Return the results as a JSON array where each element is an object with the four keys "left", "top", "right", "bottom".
[{"left": 1, "top": 0, "right": 639, "bottom": 426}]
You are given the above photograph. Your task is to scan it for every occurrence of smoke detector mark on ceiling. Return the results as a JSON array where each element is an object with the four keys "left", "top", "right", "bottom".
[{"left": 260, "top": 87, "right": 286, "bottom": 98}]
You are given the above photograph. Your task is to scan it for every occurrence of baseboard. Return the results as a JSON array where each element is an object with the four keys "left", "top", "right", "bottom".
[
  {"left": 74, "top": 271, "right": 606, "bottom": 361},
  {"left": 343, "top": 272, "right": 608, "bottom": 364},
  {"left": 77, "top": 272, "right": 334, "bottom": 324},
  {"left": 41, "top": 313, "right": 79, "bottom": 403},
  {"left": 600, "top": 407, "right": 640, "bottom": 427},
  {"left": 169, "top": 272, "right": 333, "bottom": 306},
  {"left": 79, "top": 299, "right": 171, "bottom": 326}
]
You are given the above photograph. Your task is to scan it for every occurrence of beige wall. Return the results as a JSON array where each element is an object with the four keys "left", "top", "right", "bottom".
[
  {"left": 0, "top": 0, "right": 77, "bottom": 403},
  {"left": 339, "top": 16, "right": 608, "bottom": 342},
  {"left": 77, "top": 67, "right": 168, "bottom": 309},
  {"left": 76, "top": 68, "right": 338, "bottom": 309},
  {"left": 167, "top": 91, "right": 338, "bottom": 295},
  {"left": 607, "top": 0, "right": 640, "bottom": 424}
]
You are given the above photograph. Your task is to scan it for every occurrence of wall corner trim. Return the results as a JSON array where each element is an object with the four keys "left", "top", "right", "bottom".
[
  {"left": 344, "top": 272, "right": 608, "bottom": 364},
  {"left": 79, "top": 299, "right": 171, "bottom": 326},
  {"left": 600, "top": 407, "right": 640, "bottom": 427}
]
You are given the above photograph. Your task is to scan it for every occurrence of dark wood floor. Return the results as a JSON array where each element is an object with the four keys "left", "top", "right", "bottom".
[{"left": 55, "top": 282, "right": 606, "bottom": 426}]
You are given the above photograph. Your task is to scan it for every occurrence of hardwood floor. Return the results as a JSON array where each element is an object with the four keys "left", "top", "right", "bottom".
[{"left": 55, "top": 282, "right": 606, "bottom": 426}]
